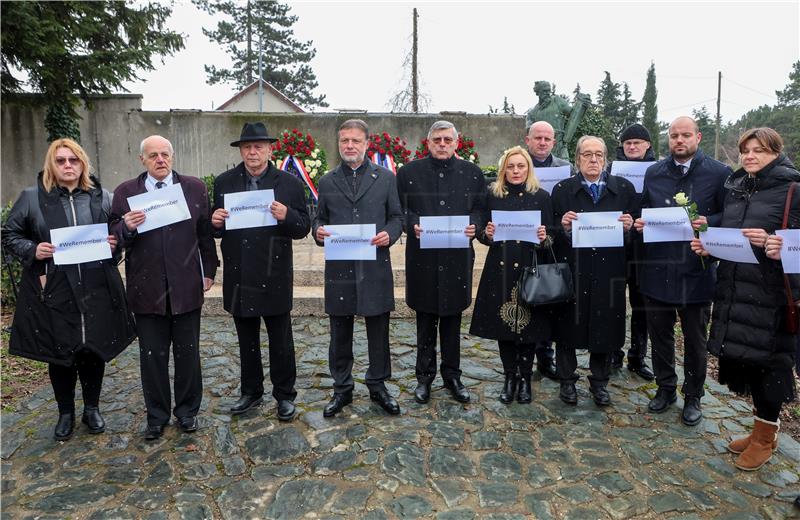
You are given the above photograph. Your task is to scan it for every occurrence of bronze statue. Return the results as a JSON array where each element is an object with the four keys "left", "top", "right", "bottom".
[{"left": 525, "top": 81, "right": 591, "bottom": 160}]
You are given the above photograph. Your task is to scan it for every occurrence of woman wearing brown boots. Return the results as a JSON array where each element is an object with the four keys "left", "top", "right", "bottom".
[
  {"left": 691, "top": 127, "right": 799, "bottom": 471},
  {"left": 470, "top": 146, "right": 553, "bottom": 404}
]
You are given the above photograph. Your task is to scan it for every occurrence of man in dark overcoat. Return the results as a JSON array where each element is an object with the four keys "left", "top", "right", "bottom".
[
  {"left": 396, "top": 120, "right": 488, "bottom": 404},
  {"left": 313, "top": 119, "right": 403, "bottom": 417},
  {"left": 634, "top": 116, "right": 730, "bottom": 426},
  {"left": 551, "top": 135, "right": 637, "bottom": 407},
  {"left": 111, "top": 135, "right": 218, "bottom": 440},
  {"left": 211, "top": 122, "right": 310, "bottom": 422}
]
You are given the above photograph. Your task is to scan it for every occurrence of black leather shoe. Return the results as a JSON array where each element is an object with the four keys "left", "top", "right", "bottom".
[
  {"left": 559, "top": 383, "right": 577, "bottom": 405},
  {"left": 499, "top": 374, "right": 518, "bottom": 404},
  {"left": 81, "top": 406, "right": 105, "bottom": 434},
  {"left": 611, "top": 352, "right": 624, "bottom": 369},
  {"left": 682, "top": 396, "right": 703, "bottom": 426},
  {"left": 276, "top": 400, "right": 296, "bottom": 422},
  {"left": 178, "top": 416, "right": 198, "bottom": 433},
  {"left": 591, "top": 386, "right": 611, "bottom": 407},
  {"left": 54, "top": 413, "right": 75, "bottom": 441},
  {"left": 323, "top": 392, "right": 352, "bottom": 417},
  {"left": 536, "top": 360, "right": 558, "bottom": 380},
  {"left": 144, "top": 424, "right": 165, "bottom": 441},
  {"left": 370, "top": 389, "right": 400, "bottom": 415},
  {"left": 414, "top": 382, "right": 431, "bottom": 404},
  {"left": 517, "top": 375, "right": 532, "bottom": 404},
  {"left": 444, "top": 378, "right": 470, "bottom": 403},
  {"left": 627, "top": 359, "right": 655, "bottom": 381},
  {"left": 648, "top": 388, "right": 677, "bottom": 413},
  {"left": 230, "top": 394, "right": 263, "bottom": 415}
]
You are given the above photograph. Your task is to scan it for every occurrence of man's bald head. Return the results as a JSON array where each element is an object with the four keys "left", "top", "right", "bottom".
[
  {"left": 139, "top": 135, "right": 175, "bottom": 180},
  {"left": 525, "top": 121, "right": 557, "bottom": 161}
]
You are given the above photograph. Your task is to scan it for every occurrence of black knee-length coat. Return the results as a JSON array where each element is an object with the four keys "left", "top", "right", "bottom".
[
  {"left": 550, "top": 173, "right": 638, "bottom": 352},
  {"left": 469, "top": 182, "right": 554, "bottom": 343}
]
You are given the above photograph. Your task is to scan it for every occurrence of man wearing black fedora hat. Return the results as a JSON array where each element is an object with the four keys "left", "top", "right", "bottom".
[{"left": 211, "top": 122, "right": 310, "bottom": 421}]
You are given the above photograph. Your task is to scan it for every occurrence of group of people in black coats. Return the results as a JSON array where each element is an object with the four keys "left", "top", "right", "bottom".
[{"left": 3, "top": 118, "right": 797, "bottom": 476}]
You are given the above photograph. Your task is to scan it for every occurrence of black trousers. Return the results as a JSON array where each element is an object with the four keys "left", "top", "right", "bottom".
[
  {"left": 646, "top": 297, "right": 709, "bottom": 398},
  {"left": 556, "top": 344, "right": 611, "bottom": 389},
  {"left": 49, "top": 350, "right": 105, "bottom": 414},
  {"left": 498, "top": 341, "right": 535, "bottom": 376},
  {"left": 534, "top": 341, "right": 555, "bottom": 363},
  {"left": 136, "top": 308, "right": 202, "bottom": 426},
  {"left": 329, "top": 313, "right": 391, "bottom": 394},
  {"left": 615, "top": 280, "right": 649, "bottom": 362},
  {"left": 233, "top": 313, "right": 297, "bottom": 401},
  {"left": 415, "top": 311, "right": 462, "bottom": 382}
]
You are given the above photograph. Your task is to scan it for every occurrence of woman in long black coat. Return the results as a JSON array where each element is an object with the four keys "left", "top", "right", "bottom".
[
  {"left": 692, "top": 127, "right": 799, "bottom": 471},
  {"left": 550, "top": 136, "right": 636, "bottom": 407},
  {"left": 2, "top": 139, "right": 135, "bottom": 441},
  {"left": 470, "top": 146, "right": 552, "bottom": 404}
]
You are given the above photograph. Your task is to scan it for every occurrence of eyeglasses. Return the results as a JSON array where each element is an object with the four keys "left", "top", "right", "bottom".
[
  {"left": 55, "top": 157, "right": 80, "bottom": 166},
  {"left": 431, "top": 137, "right": 454, "bottom": 144},
  {"left": 579, "top": 152, "right": 605, "bottom": 160}
]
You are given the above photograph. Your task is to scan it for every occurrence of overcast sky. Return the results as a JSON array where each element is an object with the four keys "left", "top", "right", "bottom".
[{"left": 124, "top": 1, "right": 800, "bottom": 125}]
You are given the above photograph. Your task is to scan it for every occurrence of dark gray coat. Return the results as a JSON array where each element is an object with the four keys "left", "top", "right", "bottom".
[
  {"left": 213, "top": 162, "right": 310, "bottom": 317},
  {"left": 312, "top": 161, "right": 403, "bottom": 316},
  {"left": 397, "top": 156, "right": 488, "bottom": 315}
]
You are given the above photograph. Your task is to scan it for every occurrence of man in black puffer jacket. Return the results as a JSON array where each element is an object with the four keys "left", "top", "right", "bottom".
[{"left": 634, "top": 116, "right": 732, "bottom": 426}]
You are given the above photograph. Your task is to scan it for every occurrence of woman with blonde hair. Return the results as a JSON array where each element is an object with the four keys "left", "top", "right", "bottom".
[
  {"left": 2, "top": 138, "right": 135, "bottom": 441},
  {"left": 470, "top": 145, "right": 552, "bottom": 404}
]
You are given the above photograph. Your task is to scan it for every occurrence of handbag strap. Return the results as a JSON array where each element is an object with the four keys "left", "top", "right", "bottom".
[{"left": 781, "top": 182, "right": 798, "bottom": 308}]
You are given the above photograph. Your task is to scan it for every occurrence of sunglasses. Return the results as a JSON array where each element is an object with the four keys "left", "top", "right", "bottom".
[{"left": 55, "top": 157, "right": 81, "bottom": 166}]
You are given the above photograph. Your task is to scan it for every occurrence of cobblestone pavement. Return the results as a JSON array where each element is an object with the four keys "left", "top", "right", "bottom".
[{"left": 2, "top": 317, "right": 799, "bottom": 520}]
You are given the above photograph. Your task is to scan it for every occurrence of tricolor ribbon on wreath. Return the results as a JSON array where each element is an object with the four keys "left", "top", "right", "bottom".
[
  {"left": 280, "top": 155, "right": 319, "bottom": 201},
  {"left": 368, "top": 152, "right": 397, "bottom": 174}
]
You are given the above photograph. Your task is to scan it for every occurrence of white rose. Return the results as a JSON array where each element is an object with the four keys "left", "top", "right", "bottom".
[
  {"left": 397, "top": 163, "right": 403, "bottom": 168},
  {"left": 311, "top": 168, "right": 318, "bottom": 176},
  {"left": 304, "top": 159, "right": 314, "bottom": 168},
  {"left": 315, "top": 159, "right": 322, "bottom": 167},
  {"left": 469, "top": 154, "right": 475, "bottom": 162},
  {"left": 311, "top": 150, "right": 318, "bottom": 159}
]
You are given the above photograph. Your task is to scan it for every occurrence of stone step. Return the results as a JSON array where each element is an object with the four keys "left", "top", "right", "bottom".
[{"left": 202, "top": 285, "right": 478, "bottom": 318}]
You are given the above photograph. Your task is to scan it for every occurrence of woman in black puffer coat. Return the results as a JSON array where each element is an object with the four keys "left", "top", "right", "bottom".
[
  {"left": 2, "top": 139, "right": 136, "bottom": 441},
  {"left": 691, "top": 127, "right": 799, "bottom": 471}
]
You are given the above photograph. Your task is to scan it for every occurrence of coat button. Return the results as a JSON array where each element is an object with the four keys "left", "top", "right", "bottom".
[
  {"left": 440, "top": 200, "right": 445, "bottom": 206},
  {"left": 518, "top": 192, "right": 523, "bottom": 197},
  {"left": 438, "top": 266, "right": 444, "bottom": 271},
  {"left": 516, "top": 240, "right": 520, "bottom": 244},
  {"left": 499, "top": 261, "right": 504, "bottom": 266},
  {"left": 514, "top": 262, "right": 519, "bottom": 268},
  {"left": 439, "top": 173, "right": 444, "bottom": 178}
]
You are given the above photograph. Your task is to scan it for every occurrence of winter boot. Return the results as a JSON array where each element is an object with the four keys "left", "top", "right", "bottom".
[{"left": 734, "top": 417, "right": 780, "bottom": 471}]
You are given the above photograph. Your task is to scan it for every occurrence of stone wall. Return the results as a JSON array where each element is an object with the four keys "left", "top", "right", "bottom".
[{"left": 1, "top": 95, "right": 526, "bottom": 204}]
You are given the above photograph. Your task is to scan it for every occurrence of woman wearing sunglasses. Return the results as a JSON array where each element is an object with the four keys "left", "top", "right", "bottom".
[{"left": 2, "top": 138, "right": 135, "bottom": 441}]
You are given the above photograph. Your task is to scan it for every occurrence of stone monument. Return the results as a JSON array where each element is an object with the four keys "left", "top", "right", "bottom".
[{"left": 525, "top": 81, "right": 591, "bottom": 160}]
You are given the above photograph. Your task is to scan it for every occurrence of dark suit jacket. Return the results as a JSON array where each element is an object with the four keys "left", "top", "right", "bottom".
[
  {"left": 213, "top": 161, "right": 310, "bottom": 317},
  {"left": 110, "top": 171, "right": 218, "bottom": 315},
  {"left": 312, "top": 160, "right": 402, "bottom": 316}
]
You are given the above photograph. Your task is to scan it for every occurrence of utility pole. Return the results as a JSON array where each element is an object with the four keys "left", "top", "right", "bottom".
[
  {"left": 715, "top": 71, "right": 721, "bottom": 160},
  {"left": 412, "top": 8, "right": 418, "bottom": 113}
]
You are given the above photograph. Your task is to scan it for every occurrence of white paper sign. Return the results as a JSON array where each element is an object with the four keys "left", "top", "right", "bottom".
[
  {"left": 534, "top": 165, "right": 572, "bottom": 194},
  {"left": 700, "top": 227, "right": 759, "bottom": 264},
  {"left": 324, "top": 224, "right": 376, "bottom": 261},
  {"left": 572, "top": 211, "right": 624, "bottom": 248},
  {"left": 127, "top": 183, "right": 191, "bottom": 233},
  {"left": 224, "top": 190, "right": 276, "bottom": 230},
  {"left": 51, "top": 223, "right": 112, "bottom": 265},
  {"left": 611, "top": 161, "right": 656, "bottom": 193},
  {"left": 492, "top": 210, "right": 541, "bottom": 244},
  {"left": 420, "top": 215, "right": 470, "bottom": 249},
  {"left": 775, "top": 229, "right": 800, "bottom": 274},
  {"left": 641, "top": 207, "right": 694, "bottom": 243}
]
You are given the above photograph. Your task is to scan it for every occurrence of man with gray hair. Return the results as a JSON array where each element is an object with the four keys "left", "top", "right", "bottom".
[
  {"left": 313, "top": 119, "right": 403, "bottom": 417},
  {"left": 111, "top": 135, "right": 218, "bottom": 440},
  {"left": 397, "top": 120, "right": 488, "bottom": 404}
]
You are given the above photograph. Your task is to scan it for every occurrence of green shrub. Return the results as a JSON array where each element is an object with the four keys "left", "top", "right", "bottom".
[{"left": 1, "top": 202, "right": 22, "bottom": 308}]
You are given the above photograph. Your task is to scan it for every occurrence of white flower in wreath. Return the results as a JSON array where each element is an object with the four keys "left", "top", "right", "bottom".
[
  {"left": 304, "top": 159, "right": 315, "bottom": 168},
  {"left": 469, "top": 154, "right": 476, "bottom": 162},
  {"left": 397, "top": 163, "right": 403, "bottom": 168},
  {"left": 315, "top": 159, "right": 322, "bottom": 167},
  {"left": 311, "top": 150, "right": 318, "bottom": 159},
  {"left": 311, "top": 168, "right": 318, "bottom": 177}
]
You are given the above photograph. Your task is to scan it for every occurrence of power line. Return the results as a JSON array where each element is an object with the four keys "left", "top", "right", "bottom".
[{"left": 722, "top": 76, "right": 778, "bottom": 100}]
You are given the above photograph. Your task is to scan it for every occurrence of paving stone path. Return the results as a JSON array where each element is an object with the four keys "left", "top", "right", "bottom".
[{"left": 2, "top": 317, "right": 799, "bottom": 519}]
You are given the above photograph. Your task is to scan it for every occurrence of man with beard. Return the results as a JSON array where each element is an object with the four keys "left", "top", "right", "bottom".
[
  {"left": 313, "top": 119, "right": 403, "bottom": 417},
  {"left": 611, "top": 123, "right": 656, "bottom": 381},
  {"left": 211, "top": 122, "right": 310, "bottom": 422},
  {"left": 634, "top": 116, "right": 731, "bottom": 426},
  {"left": 397, "top": 120, "right": 487, "bottom": 404}
]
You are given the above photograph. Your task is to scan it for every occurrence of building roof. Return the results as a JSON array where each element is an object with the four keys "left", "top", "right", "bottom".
[{"left": 217, "top": 80, "right": 305, "bottom": 112}]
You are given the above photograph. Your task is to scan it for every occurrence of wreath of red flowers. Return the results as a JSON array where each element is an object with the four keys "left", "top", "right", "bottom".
[{"left": 367, "top": 132, "right": 412, "bottom": 170}]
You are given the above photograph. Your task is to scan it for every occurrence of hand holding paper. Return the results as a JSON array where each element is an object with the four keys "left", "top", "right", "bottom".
[
  {"left": 774, "top": 230, "right": 800, "bottom": 273},
  {"left": 699, "top": 227, "right": 759, "bottom": 264}
]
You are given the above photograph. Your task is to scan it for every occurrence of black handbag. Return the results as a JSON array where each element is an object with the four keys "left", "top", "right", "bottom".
[{"left": 517, "top": 244, "right": 575, "bottom": 306}]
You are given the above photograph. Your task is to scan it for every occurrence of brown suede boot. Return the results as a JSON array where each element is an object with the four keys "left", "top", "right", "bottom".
[{"left": 734, "top": 417, "right": 780, "bottom": 471}]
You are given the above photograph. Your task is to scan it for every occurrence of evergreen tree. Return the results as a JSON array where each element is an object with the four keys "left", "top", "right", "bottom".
[
  {"left": 692, "top": 106, "right": 716, "bottom": 157},
  {"left": 1, "top": 1, "right": 184, "bottom": 141},
  {"left": 195, "top": 0, "right": 327, "bottom": 109},
  {"left": 642, "top": 62, "right": 659, "bottom": 156},
  {"left": 776, "top": 60, "right": 800, "bottom": 107},
  {"left": 502, "top": 96, "right": 515, "bottom": 114},
  {"left": 597, "top": 71, "right": 622, "bottom": 132},
  {"left": 619, "top": 82, "right": 640, "bottom": 131}
]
